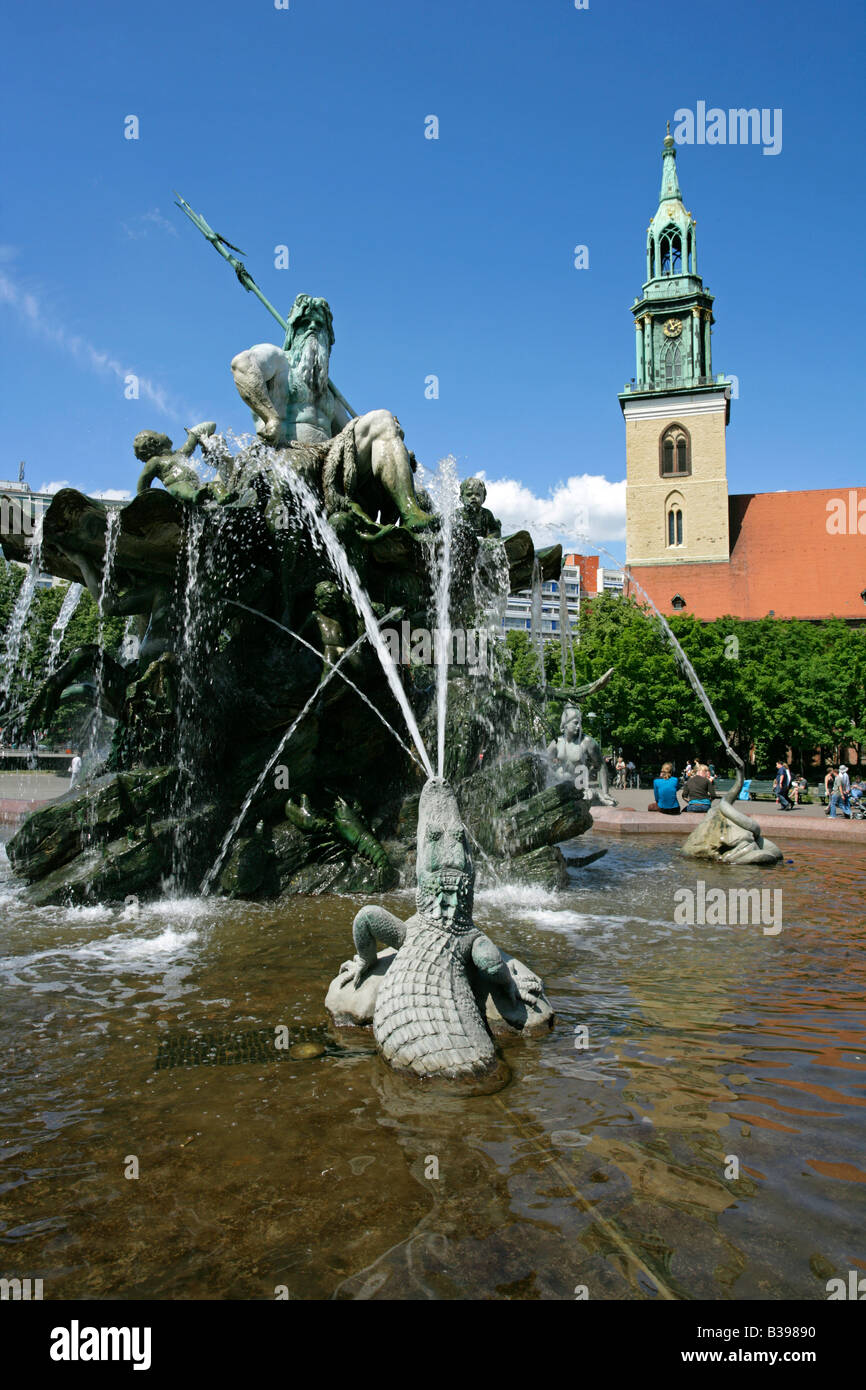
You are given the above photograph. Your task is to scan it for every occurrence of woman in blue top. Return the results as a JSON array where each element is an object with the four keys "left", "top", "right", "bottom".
[{"left": 650, "top": 762, "right": 681, "bottom": 815}]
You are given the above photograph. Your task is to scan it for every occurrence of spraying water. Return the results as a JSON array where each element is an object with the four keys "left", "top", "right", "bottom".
[
  {"left": 86, "top": 510, "right": 121, "bottom": 771},
  {"left": 594, "top": 542, "right": 743, "bottom": 769},
  {"left": 46, "top": 583, "right": 83, "bottom": 678},
  {"left": 170, "top": 509, "right": 211, "bottom": 890},
  {"left": 201, "top": 620, "right": 390, "bottom": 895},
  {"left": 530, "top": 556, "right": 546, "bottom": 692},
  {"left": 558, "top": 568, "right": 570, "bottom": 686},
  {"left": 0, "top": 515, "right": 45, "bottom": 705},
  {"left": 225, "top": 601, "right": 418, "bottom": 765},
  {"left": 422, "top": 456, "right": 461, "bottom": 778},
  {"left": 266, "top": 449, "right": 434, "bottom": 778}
]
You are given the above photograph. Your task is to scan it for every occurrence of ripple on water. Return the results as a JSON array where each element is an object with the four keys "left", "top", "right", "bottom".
[{"left": 0, "top": 830, "right": 864, "bottom": 1299}]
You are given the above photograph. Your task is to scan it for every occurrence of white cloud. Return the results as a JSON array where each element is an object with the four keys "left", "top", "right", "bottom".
[
  {"left": 0, "top": 244, "right": 20, "bottom": 263},
  {"left": 0, "top": 271, "right": 196, "bottom": 422},
  {"left": 38, "top": 482, "right": 131, "bottom": 502},
  {"left": 121, "top": 208, "right": 179, "bottom": 240},
  {"left": 478, "top": 471, "right": 626, "bottom": 546}
]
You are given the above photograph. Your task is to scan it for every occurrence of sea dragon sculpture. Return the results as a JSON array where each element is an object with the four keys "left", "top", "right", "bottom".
[
  {"left": 681, "top": 765, "right": 783, "bottom": 865},
  {"left": 327, "top": 778, "right": 552, "bottom": 1081}
]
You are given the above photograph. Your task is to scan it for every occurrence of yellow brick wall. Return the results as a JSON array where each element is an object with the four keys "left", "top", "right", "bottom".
[{"left": 625, "top": 408, "right": 729, "bottom": 565}]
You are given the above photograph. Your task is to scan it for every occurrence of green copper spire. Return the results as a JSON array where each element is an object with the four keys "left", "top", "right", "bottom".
[
  {"left": 619, "top": 131, "right": 728, "bottom": 401},
  {"left": 659, "top": 121, "right": 682, "bottom": 204}
]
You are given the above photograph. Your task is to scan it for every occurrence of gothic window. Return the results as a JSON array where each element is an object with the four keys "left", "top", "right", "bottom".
[
  {"left": 671, "top": 594, "right": 687, "bottom": 610},
  {"left": 667, "top": 508, "right": 683, "bottom": 547},
  {"left": 663, "top": 342, "right": 682, "bottom": 385},
  {"left": 660, "top": 424, "right": 691, "bottom": 477},
  {"left": 649, "top": 237, "right": 655, "bottom": 276},
  {"left": 686, "top": 228, "right": 693, "bottom": 273},
  {"left": 659, "top": 227, "right": 682, "bottom": 275}
]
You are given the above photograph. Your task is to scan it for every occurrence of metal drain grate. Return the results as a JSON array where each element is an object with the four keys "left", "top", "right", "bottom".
[{"left": 154, "top": 1027, "right": 323, "bottom": 1070}]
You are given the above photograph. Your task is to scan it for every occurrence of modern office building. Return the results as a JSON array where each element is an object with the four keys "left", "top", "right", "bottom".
[{"left": 501, "top": 551, "right": 623, "bottom": 637}]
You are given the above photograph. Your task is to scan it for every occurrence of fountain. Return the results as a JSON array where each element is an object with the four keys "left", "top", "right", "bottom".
[{"left": 0, "top": 294, "right": 591, "bottom": 916}]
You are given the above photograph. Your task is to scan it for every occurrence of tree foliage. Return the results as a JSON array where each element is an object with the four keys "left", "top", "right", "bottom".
[
  {"left": 505, "top": 594, "right": 865, "bottom": 775},
  {"left": 0, "top": 561, "right": 126, "bottom": 745}
]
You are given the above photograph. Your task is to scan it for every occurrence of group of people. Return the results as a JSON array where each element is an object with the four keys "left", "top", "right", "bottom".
[
  {"left": 649, "top": 761, "right": 716, "bottom": 816},
  {"left": 613, "top": 756, "right": 640, "bottom": 790},
  {"left": 648, "top": 758, "right": 864, "bottom": 820},
  {"left": 822, "top": 764, "right": 864, "bottom": 819}
]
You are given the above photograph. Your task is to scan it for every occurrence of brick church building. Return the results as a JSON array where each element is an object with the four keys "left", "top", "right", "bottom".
[{"left": 619, "top": 129, "right": 864, "bottom": 623}]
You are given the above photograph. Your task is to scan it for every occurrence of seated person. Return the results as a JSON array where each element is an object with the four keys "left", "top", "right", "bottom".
[
  {"left": 682, "top": 763, "right": 714, "bottom": 813},
  {"left": 649, "top": 761, "right": 681, "bottom": 815}
]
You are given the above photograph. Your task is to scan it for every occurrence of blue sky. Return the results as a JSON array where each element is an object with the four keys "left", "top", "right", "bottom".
[{"left": 2, "top": 0, "right": 864, "bottom": 557}]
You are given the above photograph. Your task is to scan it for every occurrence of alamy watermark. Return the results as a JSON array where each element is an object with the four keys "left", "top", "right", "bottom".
[
  {"left": 674, "top": 880, "right": 782, "bottom": 935},
  {"left": 382, "top": 621, "right": 490, "bottom": 674},
  {"left": 672, "top": 104, "right": 782, "bottom": 157},
  {"left": 825, "top": 490, "right": 865, "bottom": 535},
  {"left": 0, "top": 496, "right": 45, "bottom": 537}
]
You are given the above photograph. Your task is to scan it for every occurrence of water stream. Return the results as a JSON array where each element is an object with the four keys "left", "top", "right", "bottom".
[
  {"left": 84, "top": 510, "right": 120, "bottom": 774},
  {"left": 170, "top": 510, "right": 211, "bottom": 890},
  {"left": 265, "top": 450, "right": 434, "bottom": 778},
  {"left": 0, "top": 515, "right": 44, "bottom": 707},
  {"left": 46, "top": 582, "right": 83, "bottom": 678},
  {"left": 423, "top": 456, "right": 461, "bottom": 779},
  {"left": 225, "top": 601, "right": 417, "bottom": 765},
  {"left": 558, "top": 567, "right": 570, "bottom": 686},
  {"left": 531, "top": 556, "right": 546, "bottom": 692},
  {"left": 594, "top": 543, "right": 742, "bottom": 767},
  {"left": 201, "top": 609, "right": 408, "bottom": 895}
]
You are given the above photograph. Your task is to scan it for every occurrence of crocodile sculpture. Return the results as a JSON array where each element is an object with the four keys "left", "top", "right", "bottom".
[
  {"left": 326, "top": 777, "right": 552, "bottom": 1081},
  {"left": 681, "top": 765, "right": 783, "bottom": 865}
]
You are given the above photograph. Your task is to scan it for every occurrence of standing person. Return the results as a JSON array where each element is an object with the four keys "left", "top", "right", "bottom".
[
  {"left": 823, "top": 765, "right": 836, "bottom": 814},
  {"left": 774, "top": 760, "right": 793, "bottom": 811},
  {"left": 829, "top": 766, "right": 852, "bottom": 819},
  {"left": 648, "top": 761, "right": 681, "bottom": 815},
  {"left": 69, "top": 752, "right": 82, "bottom": 790},
  {"left": 615, "top": 756, "right": 626, "bottom": 790},
  {"left": 626, "top": 758, "right": 637, "bottom": 788}
]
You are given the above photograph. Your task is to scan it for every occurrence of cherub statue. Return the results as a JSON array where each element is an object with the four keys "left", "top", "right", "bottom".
[
  {"left": 459, "top": 476, "right": 501, "bottom": 538},
  {"left": 134, "top": 421, "right": 218, "bottom": 506}
]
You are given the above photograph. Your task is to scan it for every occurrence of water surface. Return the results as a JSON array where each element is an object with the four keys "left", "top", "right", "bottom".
[{"left": 1, "top": 832, "right": 863, "bottom": 1300}]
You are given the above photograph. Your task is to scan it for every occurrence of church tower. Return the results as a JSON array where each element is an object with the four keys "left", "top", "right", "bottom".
[{"left": 620, "top": 126, "right": 731, "bottom": 569}]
